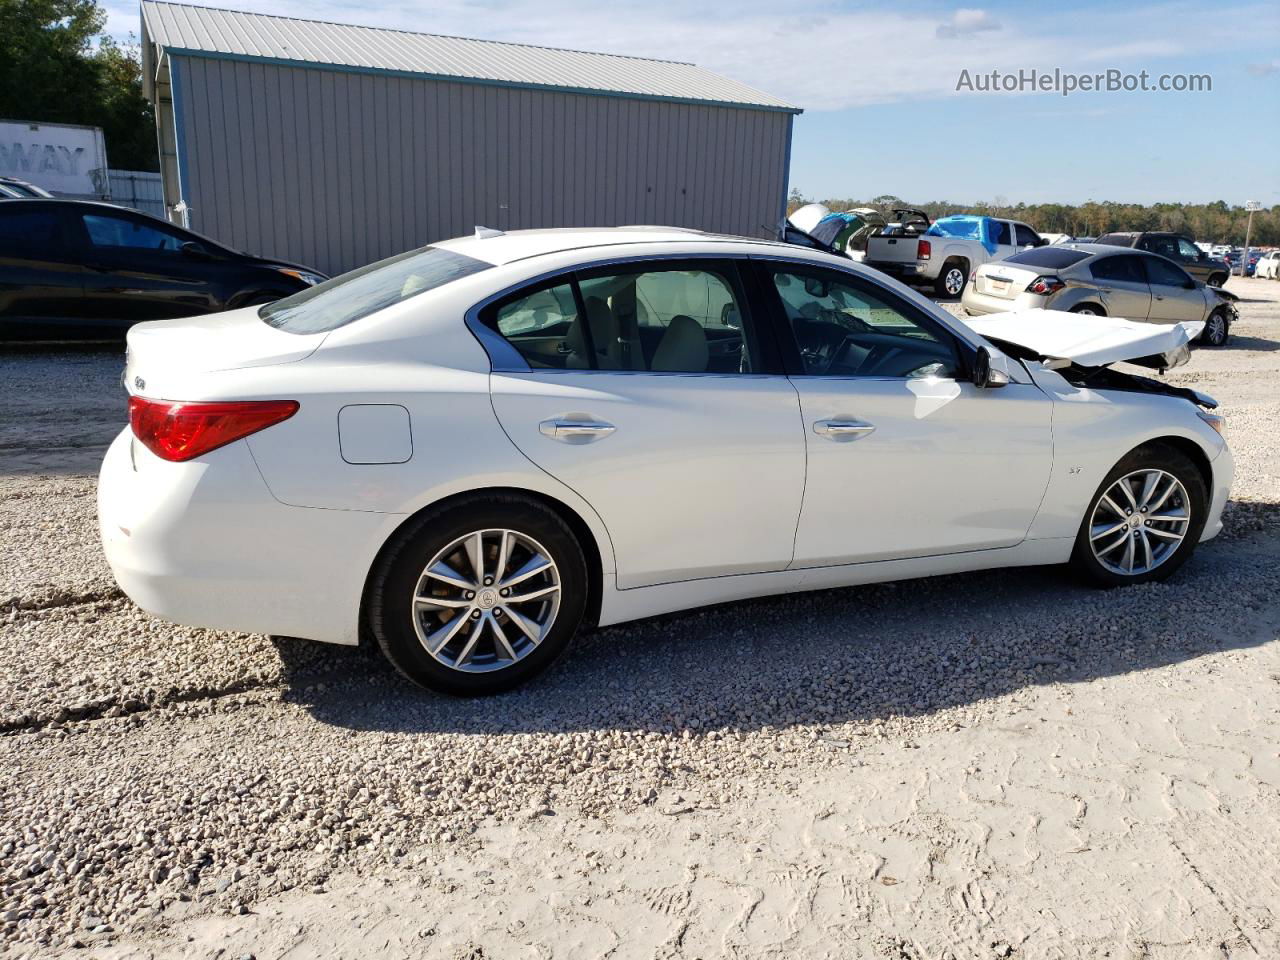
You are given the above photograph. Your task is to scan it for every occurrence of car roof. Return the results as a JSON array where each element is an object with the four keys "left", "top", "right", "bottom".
[
  {"left": 1048, "top": 242, "right": 1144, "bottom": 257},
  {"left": 434, "top": 226, "right": 795, "bottom": 266}
]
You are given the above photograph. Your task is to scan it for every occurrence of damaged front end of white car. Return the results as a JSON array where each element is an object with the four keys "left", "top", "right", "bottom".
[{"left": 963, "top": 309, "right": 1218, "bottom": 409}]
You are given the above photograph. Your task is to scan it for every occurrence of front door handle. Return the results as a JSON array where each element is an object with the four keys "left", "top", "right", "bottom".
[
  {"left": 538, "top": 418, "right": 616, "bottom": 444},
  {"left": 813, "top": 419, "right": 876, "bottom": 442}
]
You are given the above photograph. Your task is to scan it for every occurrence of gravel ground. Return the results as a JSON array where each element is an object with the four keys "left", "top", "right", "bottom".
[{"left": 1, "top": 280, "right": 1278, "bottom": 958}]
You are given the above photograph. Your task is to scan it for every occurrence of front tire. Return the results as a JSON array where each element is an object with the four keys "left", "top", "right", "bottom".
[
  {"left": 1070, "top": 444, "right": 1207, "bottom": 588},
  {"left": 1207, "top": 272, "right": 1227, "bottom": 288},
  {"left": 1200, "top": 309, "right": 1229, "bottom": 346},
  {"left": 368, "top": 494, "right": 588, "bottom": 695}
]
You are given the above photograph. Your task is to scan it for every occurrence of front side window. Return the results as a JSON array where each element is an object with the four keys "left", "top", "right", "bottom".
[
  {"left": 82, "top": 214, "right": 184, "bottom": 252},
  {"left": 262, "top": 245, "right": 491, "bottom": 334},
  {"left": 1176, "top": 238, "right": 1201, "bottom": 260},
  {"left": 1090, "top": 255, "right": 1146, "bottom": 284},
  {"left": 1014, "top": 224, "right": 1041, "bottom": 247},
  {"left": 1142, "top": 255, "right": 1192, "bottom": 287},
  {"left": 770, "top": 267, "right": 957, "bottom": 379}
]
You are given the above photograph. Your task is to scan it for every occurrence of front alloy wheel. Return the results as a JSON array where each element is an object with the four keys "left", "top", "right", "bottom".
[
  {"left": 1087, "top": 469, "right": 1191, "bottom": 576},
  {"left": 1201, "top": 310, "right": 1229, "bottom": 347},
  {"left": 1071, "top": 444, "right": 1207, "bottom": 587}
]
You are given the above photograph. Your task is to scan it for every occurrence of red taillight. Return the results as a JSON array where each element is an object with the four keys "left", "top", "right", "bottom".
[
  {"left": 1026, "top": 276, "right": 1066, "bottom": 296},
  {"left": 916, "top": 238, "right": 931, "bottom": 260},
  {"left": 128, "top": 397, "right": 299, "bottom": 462}
]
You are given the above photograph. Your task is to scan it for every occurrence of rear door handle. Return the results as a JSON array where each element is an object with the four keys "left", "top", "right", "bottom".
[
  {"left": 813, "top": 419, "right": 876, "bottom": 442},
  {"left": 538, "top": 418, "right": 616, "bottom": 444}
]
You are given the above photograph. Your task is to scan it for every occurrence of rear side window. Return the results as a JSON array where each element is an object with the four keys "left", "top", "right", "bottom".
[
  {"left": 989, "top": 221, "right": 1011, "bottom": 245},
  {"left": 1090, "top": 255, "right": 1146, "bottom": 283},
  {"left": 0, "top": 208, "right": 62, "bottom": 259},
  {"left": 1005, "top": 247, "right": 1090, "bottom": 269},
  {"left": 261, "top": 246, "right": 491, "bottom": 334},
  {"left": 1094, "top": 234, "right": 1132, "bottom": 247},
  {"left": 481, "top": 262, "right": 757, "bottom": 374}
]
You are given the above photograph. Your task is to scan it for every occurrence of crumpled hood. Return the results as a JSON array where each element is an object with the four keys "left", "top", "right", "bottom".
[{"left": 962, "top": 310, "right": 1204, "bottom": 370}]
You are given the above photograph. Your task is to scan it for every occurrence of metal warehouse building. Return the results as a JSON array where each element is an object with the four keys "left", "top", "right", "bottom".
[{"left": 140, "top": 2, "right": 801, "bottom": 277}]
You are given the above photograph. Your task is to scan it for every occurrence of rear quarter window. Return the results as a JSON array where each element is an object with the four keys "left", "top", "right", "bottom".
[
  {"left": 260, "top": 246, "right": 492, "bottom": 334},
  {"left": 1004, "top": 247, "right": 1091, "bottom": 269}
]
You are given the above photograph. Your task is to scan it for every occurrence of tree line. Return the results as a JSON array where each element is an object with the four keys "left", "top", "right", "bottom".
[
  {"left": 789, "top": 190, "right": 1279, "bottom": 247},
  {"left": 1, "top": 0, "right": 156, "bottom": 171}
]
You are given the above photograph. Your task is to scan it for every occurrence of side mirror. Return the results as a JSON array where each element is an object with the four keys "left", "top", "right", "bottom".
[
  {"left": 1036, "top": 238, "right": 1050, "bottom": 247},
  {"left": 181, "top": 240, "right": 212, "bottom": 259},
  {"left": 972, "top": 346, "right": 1010, "bottom": 389}
]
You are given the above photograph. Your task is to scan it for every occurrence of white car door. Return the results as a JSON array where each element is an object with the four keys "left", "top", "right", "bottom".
[
  {"left": 757, "top": 260, "right": 1054, "bottom": 567},
  {"left": 487, "top": 259, "right": 806, "bottom": 589}
]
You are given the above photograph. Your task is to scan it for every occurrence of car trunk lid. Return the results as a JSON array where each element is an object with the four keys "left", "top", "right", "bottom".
[
  {"left": 973, "top": 263, "right": 1042, "bottom": 299},
  {"left": 124, "top": 306, "right": 326, "bottom": 398}
]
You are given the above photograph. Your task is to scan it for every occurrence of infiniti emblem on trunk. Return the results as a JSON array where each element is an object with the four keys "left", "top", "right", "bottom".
[{"left": 134, "top": 377, "right": 146, "bottom": 391}]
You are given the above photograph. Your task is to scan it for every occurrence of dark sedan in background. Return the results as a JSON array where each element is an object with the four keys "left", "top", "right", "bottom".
[{"left": 0, "top": 199, "right": 327, "bottom": 341}]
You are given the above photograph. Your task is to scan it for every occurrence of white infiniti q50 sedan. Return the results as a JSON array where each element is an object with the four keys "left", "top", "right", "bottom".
[{"left": 99, "top": 226, "right": 1233, "bottom": 695}]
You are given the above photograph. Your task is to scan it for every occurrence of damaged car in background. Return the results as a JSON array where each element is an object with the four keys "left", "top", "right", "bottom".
[{"left": 961, "top": 243, "right": 1238, "bottom": 346}]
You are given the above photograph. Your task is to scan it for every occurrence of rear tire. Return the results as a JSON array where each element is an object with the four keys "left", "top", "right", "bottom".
[
  {"left": 1070, "top": 443, "right": 1207, "bottom": 588},
  {"left": 368, "top": 494, "right": 588, "bottom": 695},
  {"left": 1070, "top": 303, "right": 1104, "bottom": 316},
  {"left": 934, "top": 260, "right": 969, "bottom": 298},
  {"left": 1200, "top": 309, "right": 1229, "bottom": 346}
]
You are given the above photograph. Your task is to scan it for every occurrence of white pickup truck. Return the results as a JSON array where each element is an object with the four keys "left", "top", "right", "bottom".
[{"left": 864, "top": 213, "right": 1047, "bottom": 298}]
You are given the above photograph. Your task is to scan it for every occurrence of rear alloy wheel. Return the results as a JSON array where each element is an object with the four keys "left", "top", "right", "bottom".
[
  {"left": 1071, "top": 444, "right": 1206, "bottom": 587},
  {"left": 935, "top": 261, "right": 968, "bottom": 298},
  {"left": 1070, "top": 304, "right": 1103, "bottom": 316},
  {"left": 1200, "top": 310, "right": 1229, "bottom": 347},
  {"left": 369, "top": 496, "right": 587, "bottom": 695}
]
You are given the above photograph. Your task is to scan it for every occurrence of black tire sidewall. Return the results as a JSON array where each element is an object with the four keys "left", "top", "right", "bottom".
[
  {"left": 1071, "top": 444, "right": 1208, "bottom": 587},
  {"left": 369, "top": 496, "right": 587, "bottom": 695},
  {"left": 1201, "top": 310, "right": 1228, "bottom": 346}
]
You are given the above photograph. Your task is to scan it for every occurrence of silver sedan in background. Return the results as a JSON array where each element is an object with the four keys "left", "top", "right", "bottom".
[{"left": 962, "top": 244, "right": 1237, "bottom": 346}]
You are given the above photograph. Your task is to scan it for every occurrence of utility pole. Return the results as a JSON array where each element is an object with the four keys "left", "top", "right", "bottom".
[{"left": 1243, "top": 200, "right": 1261, "bottom": 277}]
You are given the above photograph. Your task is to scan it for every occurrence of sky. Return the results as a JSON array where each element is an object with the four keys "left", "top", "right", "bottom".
[{"left": 103, "top": 0, "right": 1280, "bottom": 206}]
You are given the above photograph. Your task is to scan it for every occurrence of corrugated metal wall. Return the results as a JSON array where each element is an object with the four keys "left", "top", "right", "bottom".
[{"left": 171, "top": 55, "right": 792, "bottom": 276}]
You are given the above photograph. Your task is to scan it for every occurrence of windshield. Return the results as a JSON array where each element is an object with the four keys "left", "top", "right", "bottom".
[{"left": 260, "top": 246, "right": 492, "bottom": 334}]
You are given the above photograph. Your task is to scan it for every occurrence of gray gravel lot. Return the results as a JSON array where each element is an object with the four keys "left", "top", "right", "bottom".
[{"left": 1, "top": 280, "right": 1278, "bottom": 958}]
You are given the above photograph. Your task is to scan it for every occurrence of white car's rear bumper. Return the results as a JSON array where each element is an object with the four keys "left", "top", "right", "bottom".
[{"left": 98, "top": 428, "right": 393, "bottom": 645}]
